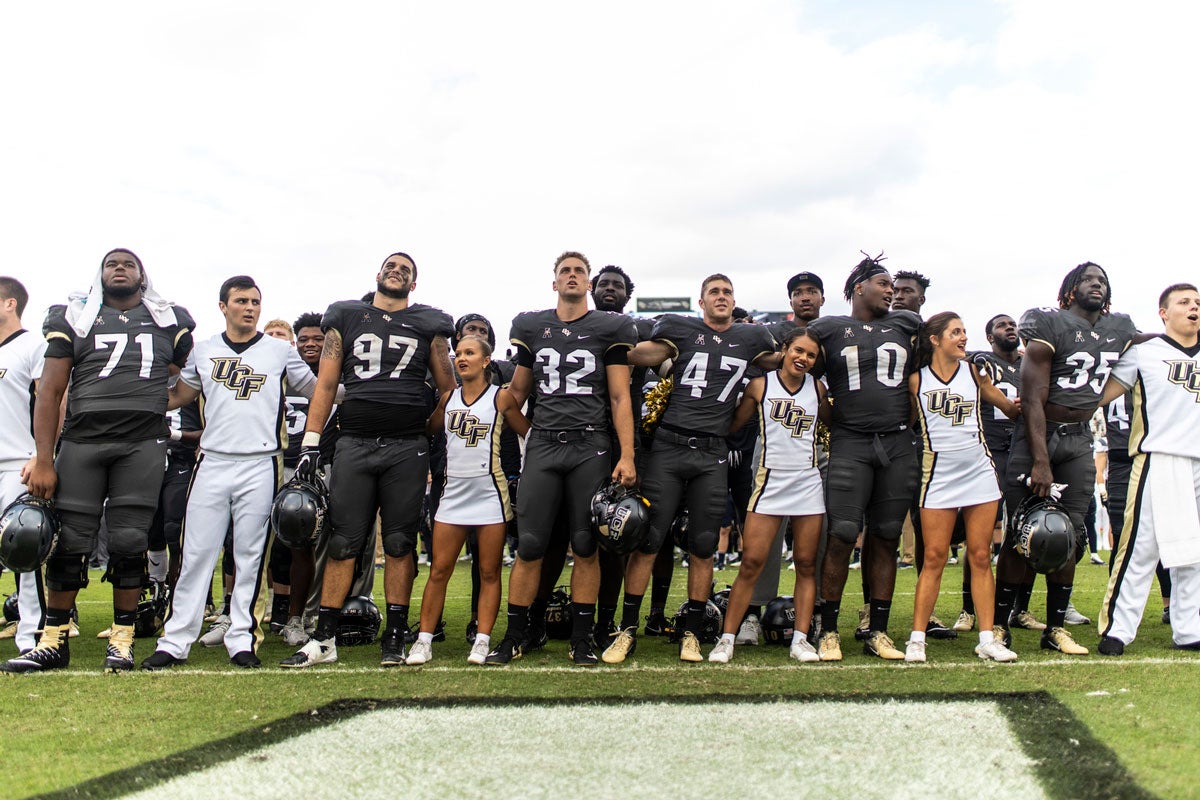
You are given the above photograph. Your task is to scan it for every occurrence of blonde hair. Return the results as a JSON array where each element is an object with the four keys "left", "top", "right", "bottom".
[{"left": 264, "top": 319, "right": 294, "bottom": 341}]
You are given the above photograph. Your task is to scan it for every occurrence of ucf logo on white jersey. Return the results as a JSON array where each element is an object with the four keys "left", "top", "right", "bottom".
[
  {"left": 925, "top": 389, "right": 974, "bottom": 425},
  {"left": 210, "top": 357, "right": 267, "bottom": 400},
  {"left": 447, "top": 409, "right": 489, "bottom": 446},
  {"left": 767, "top": 398, "right": 815, "bottom": 438},
  {"left": 1166, "top": 360, "right": 1200, "bottom": 400}
]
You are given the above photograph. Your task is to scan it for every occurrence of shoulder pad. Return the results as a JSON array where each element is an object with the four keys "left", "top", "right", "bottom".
[{"left": 42, "top": 305, "right": 71, "bottom": 338}]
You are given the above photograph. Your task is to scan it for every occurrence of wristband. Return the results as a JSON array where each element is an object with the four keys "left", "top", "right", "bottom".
[
  {"left": 169, "top": 428, "right": 183, "bottom": 442},
  {"left": 302, "top": 431, "right": 322, "bottom": 448}
]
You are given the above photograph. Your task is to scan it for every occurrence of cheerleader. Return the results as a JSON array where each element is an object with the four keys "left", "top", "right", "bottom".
[
  {"left": 406, "top": 335, "right": 529, "bottom": 665},
  {"left": 905, "top": 312, "right": 1019, "bottom": 663},
  {"left": 709, "top": 328, "right": 829, "bottom": 664}
]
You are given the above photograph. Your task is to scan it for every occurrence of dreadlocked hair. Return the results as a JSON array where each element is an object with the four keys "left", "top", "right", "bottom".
[
  {"left": 842, "top": 251, "right": 888, "bottom": 301},
  {"left": 1058, "top": 262, "right": 1111, "bottom": 314}
]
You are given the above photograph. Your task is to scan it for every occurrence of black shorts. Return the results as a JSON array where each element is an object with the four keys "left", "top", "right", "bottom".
[
  {"left": 148, "top": 455, "right": 193, "bottom": 552},
  {"left": 516, "top": 430, "right": 612, "bottom": 561},
  {"left": 53, "top": 438, "right": 167, "bottom": 556},
  {"left": 1003, "top": 422, "right": 1094, "bottom": 554},
  {"left": 327, "top": 435, "right": 428, "bottom": 560},
  {"left": 824, "top": 428, "right": 918, "bottom": 543},
  {"left": 640, "top": 432, "right": 729, "bottom": 558}
]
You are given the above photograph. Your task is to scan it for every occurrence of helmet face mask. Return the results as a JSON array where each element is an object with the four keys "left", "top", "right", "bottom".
[
  {"left": 590, "top": 482, "right": 651, "bottom": 555},
  {"left": 667, "top": 599, "right": 723, "bottom": 644},
  {"left": 1010, "top": 495, "right": 1075, "bottom": 573},
  {"left": 545, "top": 585, "right": 572, "bottom": 640},
  {"left": 336, "top": 596, "right": 381, "bottom": 646},
  {"left": 0, "top": 495, "right": 60, "bottom": 573},
  {"left": 271, "top": 473, "right": 329, "bottom": 549}
]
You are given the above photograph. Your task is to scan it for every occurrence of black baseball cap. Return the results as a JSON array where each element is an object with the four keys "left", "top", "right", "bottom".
[{"left": 787, "top": 271, "right": 824, "bottom": 294}]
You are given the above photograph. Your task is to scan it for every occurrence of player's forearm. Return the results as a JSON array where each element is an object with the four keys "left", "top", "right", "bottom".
[
  {"left": 1023, "top": 399, "right": 1050, "bottom": 463},
  {"left": 610, "top": 393, "right": 636, "bottom": 460}
]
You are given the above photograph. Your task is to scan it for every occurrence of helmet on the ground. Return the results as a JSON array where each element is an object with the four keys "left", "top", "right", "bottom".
[
  {"left": 545, "top": 585, "right": 572, "bottom": 640},
  {"left": 1010, "top": 495, "right": 1075, "bottom": 574},
  {"left": 590, "top": 482, "right": 652, "bottom": 555},
  {"left": 709, "top": 585, "right": 731, "bottom": 618},
  {"left": 761, "top": 595, "right": 796, "bottom": 645},
  {"left": 2, "top": 592, "right": 18, "bottom": 623},
  {"left": 135, "top": 581, "right": 171, "bottom": 638},
  {"left": 668, "top": 599, "right": 722, "bottom": 644},
  {"left": 270, "top": 474, "right": 328, "bottom": 549},
  {"left": 670, "top": 507, "right": 690, "bottom": 550},
  {"left": 0, "top": 495, "right": 60, "bottom": 573},
  {"left": 336, "top": 596, "right": 381, "bottom": 646}
]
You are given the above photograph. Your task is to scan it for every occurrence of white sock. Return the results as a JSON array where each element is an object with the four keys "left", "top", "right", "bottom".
[
  {"left": 909, "top": 630, "right": 926, "bottom": 644},
  {"left": 147, "top": 549, "right": 168, "bottom": 582},
  {"left": 979, "top": 629, "right": 995, "bottom": 645},
  {"left": 791, "top": 630, "right": 808, "bottom": 647},
  {"left": 418, "top": 631, "right": 434, "bottom": 645},
  {"left": 720, "top": 633, "right": 736, "bottom": 645},
  {"left": 475, "top": 633, "right": 491, "bottom": 648}
]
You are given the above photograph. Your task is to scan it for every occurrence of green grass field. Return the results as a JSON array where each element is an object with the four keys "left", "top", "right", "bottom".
[{"left": 3, "top": 558, "right": 1196, "bottom": 800}]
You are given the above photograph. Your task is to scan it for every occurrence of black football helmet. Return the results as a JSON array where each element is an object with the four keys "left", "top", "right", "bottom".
[
  {"left": 134, "top": 581, "right": 171, "bottom": 638},
  {"left": 270, "top": 473, "right": 328, "bottom": 549},
  {"left": 590, "top": 482, "right": 651, "bottom": 555},
  {"left": 545, "top": 585, "right": 572, "bottom": 640},
  {"left": 709, "top": 585, "right": 732, "bottom": 618},
  {"left": 670, "top": 507, "right": 691, "bottom": 550},
  {"left": 761, "top": 595, "right": 796, "bottom": 645},
  {"left": 0, "top": 495, "right": 60, "bottom": 573},
  {"left": 667, "top": 599, "right": 723, "bottom": 644},
  {"left": 336, "top": 596, "right": 381, "bottom": 646},
  {"left": 1010, "top": 495, "right": 1075, "bottom": 574},
  {"left": 2, "top": 592, "right": 18, "bottom": 624}
]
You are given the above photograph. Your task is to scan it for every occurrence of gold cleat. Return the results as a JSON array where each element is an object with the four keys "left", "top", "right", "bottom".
[
  {"left": 104, "top": 624, "right": 136, "bottom": 672},
  {"left": 1041, "top": 626, "right": 1088, "bottom": 655},
  {"left": 602, "top": 628, "right": 637, "bottom": 664},
  {"left": 863, "top": 630, "right": 905, "bottom": 660},
  {"left": 952, "top": 610, "right": 976, "bottom": 632},
  {"left": 678, "top": 631, "right": 703, "bottom": 662},
  {"left": 818, "top": 630, "right": 843, "bottom": 662}
]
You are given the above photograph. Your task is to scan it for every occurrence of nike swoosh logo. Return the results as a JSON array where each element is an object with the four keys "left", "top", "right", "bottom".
[
  {"left": 728, "top": 344, "right": 740, "bottom": 348},
  {"left": 417, "top": 451, "right": 428, "bottom": 457},
  {"left": 597, "top": 450, "right": 608, "bottom": 456},
  {"left": 1106, "top": 337, "right": 1116, "bottom": 343},
  {"left": 718, "top": 458, "right": 728, "bottom": 464},
  {"left": 881, "top": 328, "right": 893, "bottom": 333},
  {"left": 401, "top": 323, "right": 415, "bottom": 328},
  {"left": 140, "top": 322, "right": 155, "bottom": 326},
  {"left": 156, "top": 439, "right": 167, "bottom": 444},
  {"left": 577, "top": 335, "right": 591, "bottom": 340},
  {"left": 177, "top": 469, "right": 190, "bottom": 476}
]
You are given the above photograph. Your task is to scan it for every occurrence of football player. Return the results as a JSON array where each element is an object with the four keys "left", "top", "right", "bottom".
[
  {"left": 282, "top": 252, "right": 455, "bottom": 668},
  {"left": 605, "top": 273, "right": 776, "bottom": 663},
  {"left": 806, "top": 255, "right": 921, "bottom": 661},
  {"left": 485, "top": 252, "right": 638, "bottom": 666},
  {"left": 2, "top": 250, "right": 194, "bottom": 673},
  {"left": 0, "top": 277, "right": 49, "bottom": 657},
  {"left": 142, "top": 277, "right": 322, "bottom": 670},
  {"left": 993, "top": 262, "right": 1136, "bottom": 655}
]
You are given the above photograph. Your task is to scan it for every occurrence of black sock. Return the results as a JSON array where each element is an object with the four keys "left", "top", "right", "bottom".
[
  {"left": 505, "top": 603, "right": 529, "bottom": 642},
  {"left": 385, "top": 603, "right": 409, "bottom": 632},
  {"left": 962, "top": 581, "right": 975, "bottom": 615},
  {"left": 314, "top": 606, "right": 340, "bottom": 642},
  {"left": 220, "top": 594, "right": 232, "bottom": 616},
  {"left": 571, "top": 602, "right": 595, "bottom": 643},
  {"left": 684, "top": 599, "right": 707, "bottom": 634},
  {"left": 114, "top": 608, "right": 137, "bottom": 627},
  {"left": 1045, "top": 582, "right": 1072, "bottom": 629},
  {"left": 45, "top": 607, "right": 72, "bottom": 628},
  {"left": 820, "top": 599, "right": 840, "bottom": 634},
  {"left": 528, "top": 597, "right": 548, "bottom": 630},
  {"left": 1015, "top": 582, "right": 1034, "bottom": 615},
  {"left": 597, "top": 604, "right": 616, "bottom": 630},
  {"left": 868, "top": 599, "right": 892, "bottom": 633},
  {"left": 620, "top": 593, "right": 644, "bottom": 630},
  {"left": 272, "top": 593, "right": 290, "bottom": 623},
  {"left": 651, "top": 575, "right": 672, "bottom": 608},
  {"left": 994, "top": 582, "right": 1018, "bottom": 627}
]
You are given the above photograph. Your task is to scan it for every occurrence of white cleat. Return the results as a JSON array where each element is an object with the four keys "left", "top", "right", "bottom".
[
  {"left": 279, "top": 637, "right": 337, "bottom": 668},
  {"left": 976, "top": 639, "right": 1019, "bottom": 662},
  {"left": 199, "top": 615, "right": 230, "bottom": 647},
  {"left": 406, "top": 640, "right": 433, "bottom": 665},
  {"left": 789, "top": 638, "right": 820, "bottom": 662},
  {"left": 467, "top": 638, "right": 490, "bottom": 665},
  {"left": 280, "top": 616, "right": 310, "bottom": 647},
  {"left": 708, "top": 639, "right": 735, "bottom": 663},
  {"left": 735, "top": 614, "right": 762, "bottom": 646},
  {"left": 904, "top": 639, "right": 927, "bottom": 663}
]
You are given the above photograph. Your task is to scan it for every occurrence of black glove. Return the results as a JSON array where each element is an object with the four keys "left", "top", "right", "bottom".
[{"left": 295, "top": 446, "right": 321, "bottom": 484}]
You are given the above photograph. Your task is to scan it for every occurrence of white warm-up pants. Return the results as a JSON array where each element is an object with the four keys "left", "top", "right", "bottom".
[
  {"left": 157, "top": 453, "right": 280, "bottom": 659},
  {"left": 1, "top": 470, "right": 44, "bottom": 653},
  {"left": 1099, "top": 453, "right": 1200, "bottom": 647}
]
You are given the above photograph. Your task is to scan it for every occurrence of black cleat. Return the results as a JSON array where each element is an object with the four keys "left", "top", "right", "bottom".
[
  {"left": 140, "top": 650, "right": 185, "bottom": 671},
  {"left": 523, "top": 623, "right": 548, "bottom": 653},
  {"left": 230, "top": 650, "right": 261, "bottom": 668},
  {"left": 483, "top": 636, "right": 523, "bottom": 665},
  {"left": 104, "top": 624, "right": 136, "bottom": 673},
  {"left": 570, "top": 638, "right": 599, "bottom": 666},
  {"left": 644, "top": 611, "right": 668, "bottom": 637},
  {"left": 593, "top": 620, "right": 618, "bottom": 649},
  {"left": 1173, "top": 640, "right": 1200, "bottom": 651},
  {"left": 1162, "top": 608, "right": 1171, "bottom": 625},
  {"left": 432, "top": 620, "right": 446, "bottom": 643},
  {"left": 380, "top": 628, "right": 407, "bottom": 667},
  {"left": 465, "top": 618, "right": 479, "bottom": 645},
  {"left": 0, "top": 625, "right": 70, "bottom": 673},
  {"left": 1097, "top": 636, "right": 1125, "bottom": 656},
  {"left": 401, "top": 625, "right": 417, "bottom": 645},
  {"left": 925, "top": 615, "right": 958, "bottom": 640}
]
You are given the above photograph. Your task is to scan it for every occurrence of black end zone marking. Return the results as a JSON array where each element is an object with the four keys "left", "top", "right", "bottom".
[{"left": 29, "top": 692, "right": 1153, "bottom": 800}]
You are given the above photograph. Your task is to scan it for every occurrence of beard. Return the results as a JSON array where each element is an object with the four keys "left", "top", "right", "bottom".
[
  {"left": 996, "top": 336, "right": 1020, "bottom": 353},
  {"left": 1076, "top": 292, "right": 1106, "bottom": 313},
  {"left": 103, "top": 281, "right": 141, "bottom": 299},
  {"left": 376, "top": 280, "right": 410, "bottom": 300}
]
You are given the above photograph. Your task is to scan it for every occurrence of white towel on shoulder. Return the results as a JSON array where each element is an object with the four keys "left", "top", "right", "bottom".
[
  {"left": 64, "top": 267, "right": 178, "bottom": 338},
  {"left": 1148, "top": 453, "right": 1200, "bottom": 568}
]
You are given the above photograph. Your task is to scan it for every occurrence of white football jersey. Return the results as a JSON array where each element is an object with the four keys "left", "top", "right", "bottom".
[
  {"left": 1112, "top": 336, "right": 1200, "bottom": 459},
  {"left": 756, "top": 371, "right": 820, "bottom": 470},
  {"left": 0, "top": 330, "right": 45, "bottom": 470},
  {"left": 180, "top": 333, "right": 317, "bottom": 457},
  {"left": 915, "top": 362, "right": 987, "bottom": 453},
  {"left": 444, "top": 384, "right": 506, "bottom": 478}
]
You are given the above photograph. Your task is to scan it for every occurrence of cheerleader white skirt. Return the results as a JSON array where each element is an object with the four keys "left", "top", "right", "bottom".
[
  {"left": 919, "top": 446, "right": 1001, "bottom": 510},
  {"left": 435, "top": 473, "right": 512, "bottom": 526},
  {"left": 748, "top": 465, "right": 825, "bottom": 517}
]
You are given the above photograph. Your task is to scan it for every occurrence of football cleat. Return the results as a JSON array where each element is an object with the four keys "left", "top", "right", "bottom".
[
  {"left": 280, "top": 637, "right": 337, "bottom": 668},
  {"left": 593, "top": 619, "right": 618, "bottom": 649},
  {"left": 1009, "top": 610, "right": 1046, "bottom": 630},
  {"left": 952, "top": 610, "right": 976, "bottom": 632},
  {"left": 863, "top": 631, "right": 905, "bottom": 660},
  {"left": 203, "top": 603, "right": 219, "bottom": 623},
  {"left": 1063, "top": 603, "right": 1091, "bottom": 626},
  {"left": 904, "top": 638, "right": 926, "bottom": 663},
  {"left": 432, "top": 620, "right": 446, "bottom": 643},
  {"left": 817, "top": 631, "right": 842, "bottom": 662},
  {"left": 483, "top": 637, "right": 522, "bottom": 665},
  {"left": 523, "top": 622, "right": 549, "bottom": 653},
  {"left": 678, "top": 631, "right": 703, "bottom": 663},
  {"left": 1097, "top": 636, "right": 1125, "bottom": 656},
  {"left": 1041, "top": 626, "right": 1088, "bottom": 655},
  {"left": 0, "top": 624, "right": 69, "bottom": 673},
  {"left": 708, "top": 638, "right": 734, "bottom": 663},
  {"left": 0, "top": 620, "right": 15, "bottom": 639},
  {"left": 140, "top": 650, "right": 185, "bottom": 671},
  {"left": 601, "top": 627, "right": 637, "bottom": 664},
  {"left": 926, "top": 615, "right": 957, "bottom": 640},
  {"left": 230, "top": 651, "right": 261, "bottom": 669},
  {"left": 380, "top": 628, "right": 407, "bottom": 667},
  {"left": 643, "top": 610, "right": 669, "bottom": 637},
  {"left": 854, "top": 604, "right": 870, "bottom": 641},
  {"left": 406, "top": 639, "right": 433, "bottom": 665},
  {"left": 104, "top": 624, "right": 136, "bottom": 672},
  {"left": 96, "top": 627, "right": 111, "bottom": 639},
  {"left": 789, "top": 637, "right": 820, "bottom": 663},
  {"left": 1162, "top": 608, "right": 1171, "bottom": 625},
  {"left": 280, "top": 616, "right": 310, "bottom": 647},
  {"left": 465, "top": 617, "right": 478, "bottom": 645},
  {"left": 994, "top": 625, "right": 1012, "bottom": 649},
  {"left": 569, "top": 638, "right": 599, "bottom": 666},
  {"left": 68, "top": 620, "right": 80, "bottom": 638},
  {"left": 199, "top": 615, "right": 230, "bottom": 647},
  {"left": 975, "top": 640, "right": 1018, "bottom": 662},
  {"left": 467, "top": 638, "right": 490, "bottom": 665},
  {"left": 735, "top": 614, "right": 763, "bottom": 646}
]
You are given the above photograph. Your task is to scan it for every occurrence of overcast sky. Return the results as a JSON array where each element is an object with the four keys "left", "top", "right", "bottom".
[{"left": 3, "top": 1, "right": 1197, "bottom": 349}]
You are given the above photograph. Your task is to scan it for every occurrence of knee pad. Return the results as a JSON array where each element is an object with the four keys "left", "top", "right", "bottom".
[
  {"left": 517, "top": 531, "right": 550, "bottom": 562},
  {"left": 688, "top": 530, "right": 718, "bottom": 560},
  {"left": 46, "top": 553, "right": 90, "bottom": 592},
  {"left": 828, "top": 518, "right": 862, "bottom": 544},
  {"left": 326, "top": 531, "right": 362, "bottom": 562},
  {"left": 873, "top": 520, "right": 904, "bottom": 541},
  {"left": 570, "top": 530, "right": 597, "bottom": 560},
  {"left": 104, "top": 553, "right": 147, "bottom": 590},
  {"left": 381, "top": 529, "right": 416, "bottom": 559}
]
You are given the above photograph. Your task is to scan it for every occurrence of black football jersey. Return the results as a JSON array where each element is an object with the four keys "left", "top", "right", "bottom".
[
  {"left": 1104, "top": 391, "right": 1132, "bottom": 458},
  {"left": 510, "top": 309, "right": 637, "bottom": 431},
  {"left": 970, "top": 350, "right": 1021, "bottom": 452},
  {"left": 653, "top": 315, "right": 775, "bottom": 436},
  {"left": 322, "top": 301, "right": 454, "bottom": 407},
  {"left": 44, "top": 303, "right": 195, "bottom": 418},
  {"left": 1018, "top": 308, "right": 1136, "bottom": 410},
  {"left": 808, "top": 311, "right": 920, "bottom": 433},
  {"left": 766, "top": 319, "right": 798, "bottom": 347}
]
